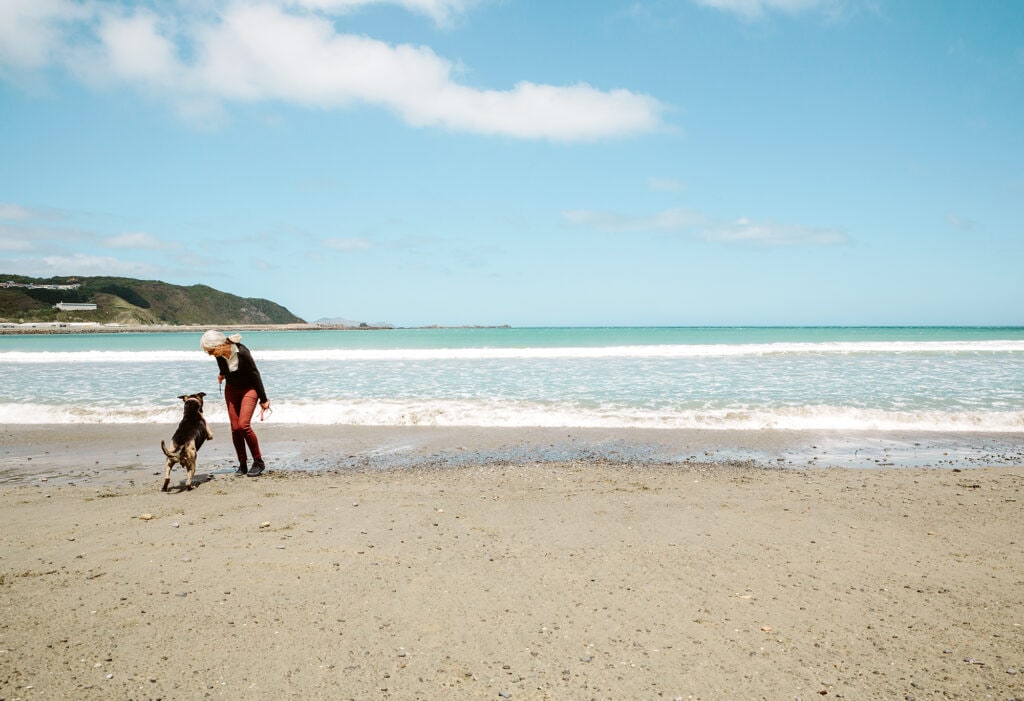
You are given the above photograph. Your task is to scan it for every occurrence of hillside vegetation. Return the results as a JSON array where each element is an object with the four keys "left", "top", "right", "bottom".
[{"left": 0, "top": 275, "right": 305, "bottom": 326}]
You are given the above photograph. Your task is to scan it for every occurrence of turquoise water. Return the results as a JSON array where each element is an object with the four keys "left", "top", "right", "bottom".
[
  {"left": 1, "top": 326, "right": 1023, "bottom": 431},
  {"left": 3, "top": 325, "right": 1023, "bottom": 351}
]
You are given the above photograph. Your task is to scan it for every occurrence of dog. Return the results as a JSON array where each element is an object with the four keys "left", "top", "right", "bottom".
[{"left": 160, "top": 392, "right": 213, "bottom": 491}]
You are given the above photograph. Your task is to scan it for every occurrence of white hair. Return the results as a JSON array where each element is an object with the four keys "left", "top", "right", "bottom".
[{"left": 199, "top": 330, "right": 242, "bottom": 350}]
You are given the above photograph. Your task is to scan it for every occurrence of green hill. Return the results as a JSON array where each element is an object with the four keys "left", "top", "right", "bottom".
[{"left": 0, "top": 275, "right": 305, "bottom": 326}]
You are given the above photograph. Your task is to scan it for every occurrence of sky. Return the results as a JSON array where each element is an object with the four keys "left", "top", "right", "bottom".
[{"left": 1, "top": 0, "right": 1022, "bottom": 327}]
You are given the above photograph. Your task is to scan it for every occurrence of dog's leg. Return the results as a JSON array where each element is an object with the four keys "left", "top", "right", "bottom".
[
  {"left": 162, "top": 458, "right": 173, "bottom": 492},
  {"left": 184, "top": 446, "right": 197, "bottom": 491}
]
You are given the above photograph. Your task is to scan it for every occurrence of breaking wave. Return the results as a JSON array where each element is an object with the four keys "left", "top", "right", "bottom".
[
  {"left": 2, "top": 399, "right": 1021, "bottom": 432},
  {"left": 2, "top": 340, "right": 1024, "bottom": 364}
]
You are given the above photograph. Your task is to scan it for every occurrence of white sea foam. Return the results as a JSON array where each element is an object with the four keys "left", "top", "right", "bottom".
[
  {"left": 0, "top": 350, "right": 200, "bottom": 364},
  {"left": 2, "top": 340, "right": 1024, "bottom": 364},
  {"left": 2, "top": 399, "right": 1021, "bottom": 431},
  {"left": 0, "top": 403, "right": 187, "bottom": 424}
]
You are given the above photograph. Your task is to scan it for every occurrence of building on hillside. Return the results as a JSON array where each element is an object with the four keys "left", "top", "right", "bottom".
[
  {"left": 3, "top": 281, "right": 82, "bottom": 290},
  {"left": 54, "top": 302, "right": 98, "bottom": 312}
]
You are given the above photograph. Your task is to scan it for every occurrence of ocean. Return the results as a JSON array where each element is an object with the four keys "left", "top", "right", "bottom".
[{"left": 2, "top": 326, "right": 1023, "bottom": 470}]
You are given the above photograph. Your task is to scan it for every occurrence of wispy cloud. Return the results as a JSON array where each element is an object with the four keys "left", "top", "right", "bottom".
[
  {"left": 945, "top": 213, "right": 976, "bottom": 232},
  {"left": 0, "top": 230, "right": 36, "bottom": 252},
  {"left": 0, "top": 201, "right": 201, "bottom": 277},
  {"left": 565, "top": 208, "right": 847, "bottom": 247},
  {"left": 324, "top": 237, "right": 375, "bottom": 252},
  {"left": 701, "top": 217, "right": 848, "bottom": 246},
  {"left": 0, "top": 222, "right": 89, "bottom": 252},
  {"left": 287, "top": 0, "right": 478, "bottom": 27},
  {"left": 0, "top": 203, "right": 36, "bottom": 221},
  {"left": 0, "top": 1, "right": 666, "bottom": 141},
  {"left": 562, "top": 208, "right": 705, "bottom": 233},
  {"left": 103, "top": 232, "right": 170, "bottom": 249},
  {"left": 3, "top": 253, "right": 156, "bottom": 278},
  {"left": 691, "top": 0, "right": 839, "bottom": 20},
  {"left": 648, "top": 177, "right": 687, "bottom": 193},
  {"left": 0, "top": 202, "right": 67, "bottom": 221}
]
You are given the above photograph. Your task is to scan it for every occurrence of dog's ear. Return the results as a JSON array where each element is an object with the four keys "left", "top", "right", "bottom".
[
  {"left": 197, "top": 392, "right": 207, "bottom": 398},
  {"left": 178, "top": 394, "right": 187, "bottom": 401}
]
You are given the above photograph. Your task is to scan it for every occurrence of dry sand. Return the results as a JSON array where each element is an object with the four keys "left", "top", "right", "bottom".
[{"left": 1, "top": 427, "right": 1023, "bottom": 700}]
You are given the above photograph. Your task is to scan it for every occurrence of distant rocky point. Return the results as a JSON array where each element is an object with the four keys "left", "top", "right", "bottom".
[{"left": 315, "top": 317, "right": 394, "bottom": 329}]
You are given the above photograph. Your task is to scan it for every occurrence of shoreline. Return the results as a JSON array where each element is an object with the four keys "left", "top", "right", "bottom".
[
  {"left": 0, "top": 324, "right": 371, "bottom": 335},
  {"left": 0, "top": 323, "right": 514, "bottom": 335},
  {"left": 3, "top": 423, "right": 1023, "bottom": 488},
  {"left": 1, "top": 460, "right": 1021, "bottom": 699}
]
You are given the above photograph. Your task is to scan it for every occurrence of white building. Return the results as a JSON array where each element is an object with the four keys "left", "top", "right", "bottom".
[{"left": 54, "top": 302, "right": 97, "bottom": 311}]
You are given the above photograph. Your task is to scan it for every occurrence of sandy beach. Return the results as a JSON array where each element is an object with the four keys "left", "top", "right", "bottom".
[{"left": 0, "top": 425, "right": 1022, "bottom": 700}]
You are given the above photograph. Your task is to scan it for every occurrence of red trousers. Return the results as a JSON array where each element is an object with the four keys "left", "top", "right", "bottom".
[{"left": 224, "top": 385, "right": 262, "bottom": 465}]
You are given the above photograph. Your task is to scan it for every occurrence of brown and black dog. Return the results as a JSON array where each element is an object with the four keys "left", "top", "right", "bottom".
[{"left": 161, "top": 392, "right": 213, "bottom": 491}]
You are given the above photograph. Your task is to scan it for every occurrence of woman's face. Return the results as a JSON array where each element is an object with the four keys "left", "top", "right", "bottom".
[{"left": 205, "top": 341, "right": 233, "bottom": 358}]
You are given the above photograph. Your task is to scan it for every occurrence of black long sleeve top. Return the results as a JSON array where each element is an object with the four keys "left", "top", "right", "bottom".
[{"left": 215, "top": 342, "right": 268, "bottom": 403}]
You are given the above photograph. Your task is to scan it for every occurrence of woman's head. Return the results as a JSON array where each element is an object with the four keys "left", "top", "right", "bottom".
[{"left": 200, "top": 330, "right": 241, "bottom": 356}]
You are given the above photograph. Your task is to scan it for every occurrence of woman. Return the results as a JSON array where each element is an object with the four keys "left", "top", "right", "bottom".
[{"left": 200, "top": 330, "right": 271, "bottom": 477}]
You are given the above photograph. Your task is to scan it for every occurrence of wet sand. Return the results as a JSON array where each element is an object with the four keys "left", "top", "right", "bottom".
[
  {"left": 1, "top": 425, "right": 1023, "bottom": 700},
  {"left": 3, "top": 423, "right": 1024, "bottom": 487}
]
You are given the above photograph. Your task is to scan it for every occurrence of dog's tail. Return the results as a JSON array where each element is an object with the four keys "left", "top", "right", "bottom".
[{"left": 160, "top": 440, "right": 176, "bottom": 458}]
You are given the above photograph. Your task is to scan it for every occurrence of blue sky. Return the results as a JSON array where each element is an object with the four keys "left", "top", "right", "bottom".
[{"left": 1, "top": 0, "right": 1022, "bottom": 327}]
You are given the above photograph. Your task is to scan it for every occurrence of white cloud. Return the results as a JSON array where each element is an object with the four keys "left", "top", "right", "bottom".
[
  {"left": 103, "top": 232, "right": 169, "bottom": 249},
  {"left": 0, "top": 0, "right": 89, "bottom": 69},
  {"left": 90, "top": 9, "right": 182, "bottom": 87},
  {"left": 563, "top": 208, "right": 705, "bottom": 233},
  {"left": 701, "top": 217, "right": 847, "bottom": 246},
  {"left": 691, "top": 0, "right": 837, "bottom": 20},
  {"left": 1, "top": 1, "right": 666, "bottom": 140}
]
